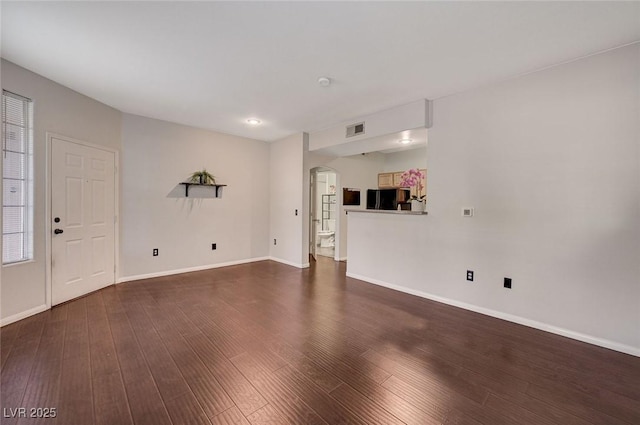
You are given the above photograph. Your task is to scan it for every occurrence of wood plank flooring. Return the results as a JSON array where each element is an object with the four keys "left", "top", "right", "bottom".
[{"left": 1, "top": 257, "right": 639, "bottom": 425}]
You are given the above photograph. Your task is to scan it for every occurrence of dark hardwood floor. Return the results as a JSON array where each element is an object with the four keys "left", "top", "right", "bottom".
[{"left": 1, "top": 257, "right": 639, "bottom": 425}]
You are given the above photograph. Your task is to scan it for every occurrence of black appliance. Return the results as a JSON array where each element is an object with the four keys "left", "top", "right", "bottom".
[{"left": 366, "top": 189, "right": 410, "bottom": 210}]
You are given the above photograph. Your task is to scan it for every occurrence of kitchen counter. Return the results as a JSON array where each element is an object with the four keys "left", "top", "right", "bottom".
[{"left": 345, "top": 209, "right": 428, "bottom": 215}]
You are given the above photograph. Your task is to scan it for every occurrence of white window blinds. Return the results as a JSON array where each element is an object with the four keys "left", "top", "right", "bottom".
[{"left": 2, "top": 90, "right": 34, "bottom": 264}]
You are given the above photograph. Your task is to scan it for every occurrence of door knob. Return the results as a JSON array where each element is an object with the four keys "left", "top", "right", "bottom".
[{"left": 54, "top": 229, "right": 64, "bottom": 234}]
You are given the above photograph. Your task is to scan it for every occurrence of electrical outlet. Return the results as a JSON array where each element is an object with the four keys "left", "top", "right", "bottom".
[
  {"left": 273, "top": 239, "right": 277, "bottom": 245},
  {"left": 467, "top": 270, "right": 474, "bottom": 281},
  {"left": 462, "top": 207, "right": 474, "bottom": 217},
  {"left": 504, "top": 277, "right": 512, "bottom": 289},
  {"left": 153, "top": 248, "right": 158, "bottom": 257},
  {"left": 211, "top": 243, "right": 217, "bottom": 250}
]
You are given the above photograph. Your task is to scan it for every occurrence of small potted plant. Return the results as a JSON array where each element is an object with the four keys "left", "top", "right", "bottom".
[{"left": 189, "top": 169, "right": 216, "bottom": 185}]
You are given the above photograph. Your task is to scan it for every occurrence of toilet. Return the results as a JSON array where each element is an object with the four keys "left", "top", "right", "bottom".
[{"left": 317, "top": 219, "right": 335, "bottom": 248}]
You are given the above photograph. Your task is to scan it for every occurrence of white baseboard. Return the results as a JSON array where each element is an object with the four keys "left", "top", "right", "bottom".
[
  {"left": 1, "top": 304, "right": 48, "bottom": 327},
  {"left": 269, "top": 257, "right": 310, "bottom": 269},
  {"left": 117, "top": 256, "right": 270, "bottom": 283},
  {"left": 336, "top": 257, "right": 347, "bottom": 262},
  {"left": 346, "top": 272, "right": 640, "bottom": 357}
]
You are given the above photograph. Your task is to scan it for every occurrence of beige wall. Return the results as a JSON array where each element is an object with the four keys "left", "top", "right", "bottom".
[
  {"left": 119, "top": 114, "right": 270, "bottom": 279},
  {"left": 1, "top": 59, "right": 122, "bottom": 323},
  {"left": 383, "top": 147, "right": 428, "bottom": 173},
  {"left": 347, "top": 44, "right": 640, "bottom": 354},
  {"left": 270, "top": 133, "right": 305, "bottom": 267}
]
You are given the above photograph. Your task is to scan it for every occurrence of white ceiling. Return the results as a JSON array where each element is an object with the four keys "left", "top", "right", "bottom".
[{"left": 2, "top": 1, "right": 639, "bottom": 142}]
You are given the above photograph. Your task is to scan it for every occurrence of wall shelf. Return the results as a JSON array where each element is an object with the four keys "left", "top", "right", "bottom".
[{"left": 179, "top": 182, "right": 227, "bottom": 197}]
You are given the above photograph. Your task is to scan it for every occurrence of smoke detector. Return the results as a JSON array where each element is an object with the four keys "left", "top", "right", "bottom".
[{"left": 318, "top": 76, "right": 331, "bottom": 87}]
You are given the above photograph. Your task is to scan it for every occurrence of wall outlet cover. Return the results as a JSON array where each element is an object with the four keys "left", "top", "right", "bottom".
[{"left": 462, "top": 207, "right": 474, "bottom": 217}]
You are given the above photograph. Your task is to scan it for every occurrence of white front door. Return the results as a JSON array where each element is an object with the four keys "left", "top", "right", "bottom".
[{"left": 51, "top": 136, "right": 115, "bottom": 305}]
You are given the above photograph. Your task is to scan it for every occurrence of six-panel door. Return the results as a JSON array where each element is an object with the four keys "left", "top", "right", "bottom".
[{"left": 51, "top": 137, "right": 115, "bottom": 305}]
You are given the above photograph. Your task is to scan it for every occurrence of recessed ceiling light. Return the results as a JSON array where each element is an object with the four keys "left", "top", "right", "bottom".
[
  {"left": 246, "top": 118, "right": 261, "bottom": 125},
  {"left": 399, "top": 138, "right": 412, "bottom": 144}
]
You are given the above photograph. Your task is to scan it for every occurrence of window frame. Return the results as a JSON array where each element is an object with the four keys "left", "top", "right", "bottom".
[{"left": 2, "top": 90, "right": 34, "bottom": 265}]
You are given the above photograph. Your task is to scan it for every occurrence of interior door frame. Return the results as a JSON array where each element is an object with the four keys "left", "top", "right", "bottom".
[
  {"left": 309, "top": 171, "right": 318, "bottom": 261},
  {"left": 309, "top": 167, "right": 340, "bottom": 262},
  {"left": 45, "top": 132, "right": 120, "bottom": 309}
]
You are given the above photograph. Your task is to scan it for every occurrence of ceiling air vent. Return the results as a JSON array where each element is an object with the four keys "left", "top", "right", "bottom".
[{"left": 346, "top": 122, "right": 365, "bottom": 138}]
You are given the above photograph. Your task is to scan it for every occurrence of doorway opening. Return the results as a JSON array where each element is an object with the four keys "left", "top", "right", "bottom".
[{"left": 310, "top": 167, "right": 338, "bottom": 261}]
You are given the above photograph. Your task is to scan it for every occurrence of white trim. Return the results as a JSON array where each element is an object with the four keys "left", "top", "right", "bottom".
[
  {"left": 268, "top": 256, "right": 309, "bottom": 269},
  {"left": 336, "top": 257, "right": 348, "bottom": 262},
  {"left": 113, "top": 150, "right": 120, "bottom": 287},
  {"left": 346, "top": 272, "right": 640, "bottom": 357},
  {"left": 117, "top": 257, "right": 270, "bottom": 283},
  {"left": 45, "top": 135, "right": 52, "bottom": 308},
  {"left": 46, "top": 133, "right": 120, "bottom": 308},
  {"left": 308, "top": 166, "right": 341, "bottom": 264},
  {"left": 1, "top": 304, "right": 48, "bottom": 327},
  {"left": 1, "top": 259, "right": 36, "bottom": 268}
]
